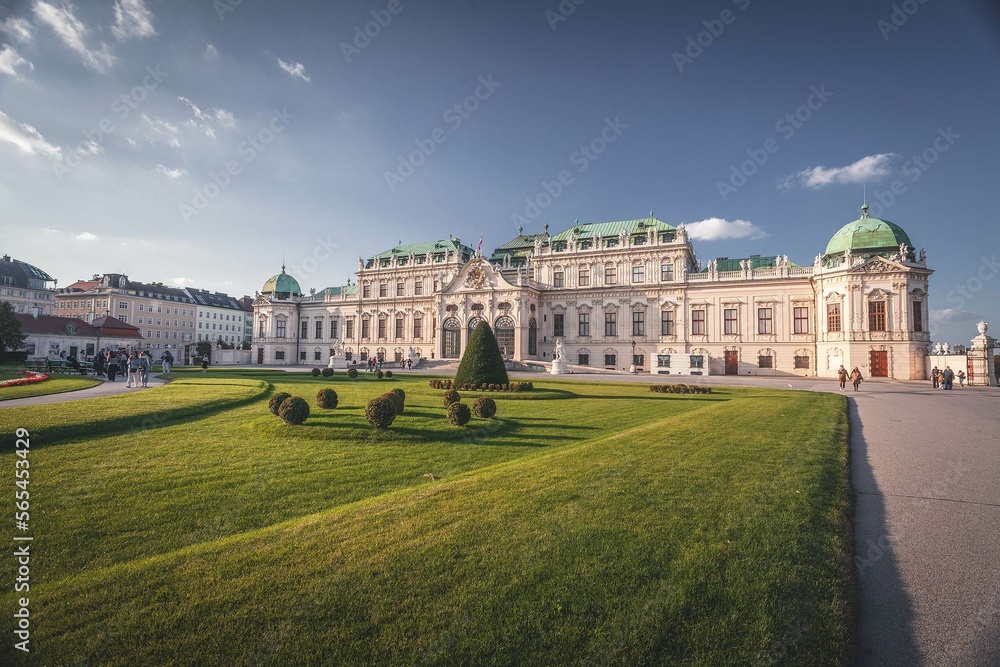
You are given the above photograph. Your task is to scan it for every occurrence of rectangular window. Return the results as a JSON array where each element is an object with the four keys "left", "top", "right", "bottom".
[
  {"left": 361, "top": 318, "right": 370, "bottom": 339},
  {"left": 139, "top": 304, "right": 144, "bottom": 311},
  {"left": 794, "top": 355, "right": 810, "bottom": 369},
  {"left": 827, "top": 303, "right": 841, "bottom": 333},
  {"left": 793, "top": 307, "right": 809, "bottom": 334},
  {"left": 757, "top": 307, "right": 773, "bottom": 335},
  {"left": 604, "top": 265, "right": 617, "bottom": 285},
  {"left": 395, "top": 317, "right": 404, "bottom": 339},
  {"left": 138, "top": 317, "right": 144, "bottom": 325},
  {"left": 758, "top": 355, "right": 774, "bottom": 369},
  {"left": 363, "top": 285, "right": 371, "bottom": 299},
  {"left": 604, "top": 354, "right": 617, "bottom": 367},
  {"left": 330, "top": 320, "right": 339, "bottom": 339},
  {"left": 314, "top": 350, "right": 322, "bottom": 361},
  {"left": 661, "top": 311, "right": 675, "bottom": 336},
  {"left": 274, "top": 350, "right": 285, "bottom": 360},
  {"left": 276, "top": 320, "right": 287, "bottom": 338},
  {"left": 578, "top": 313, "right": 590, "bottom": 337},
  {"left": 578, "top": 268, "right": 590, "bottom": 286},
  {"left": 301, "top": 321, "right": 309, "bottom": 339},
  {"left": 375, "top": 283, "right": 385, "bottom": 298},
  {"left": 377, "top": 318, "right": 387, "bottom": 339},
  {"left": 632, "top": 311, "right": 645, "bottom": 336},
  {"left": 657, "top": 354, "right": 671, "bottom": 367},
  {"left": 300, "top": 350, "right": 307, "bottom": 361},
  {"left": 155, "top": 330, "right": 161, "bottom": 338},
  {"left": 553, "top": 313, "right": 565, "bottom": 337},
  {"left": 413, "top": 316, "right": 422, "bottom": 339},
  {"left": 119, "top": 301, "right": 128, "bottom": 309},
  {"left": 315, "top": 321, "right": 323, "bottom": 339},
  {"left": 119, "top": 315, "right": 128, "bottom": 323},
  {"left": 912, "top": 301, "right": 923, "bottom": 332},
  {"left": 397, "top": 282, "right": 404, "bottom": 296},
  {"left": 690, "top": 355, "right": 704, "bottom": 369},
  {"left": 724, "top": 308, "right": 738, "bottom": 335},
  {"left": 578, "top": 353, "right": 589, "bottom": 365},
  {"left": 632, "top": 265, "right": 645, "bottom": 283},
  {"left": 415, "top": 281, "right": 423, "bottom": 296},
  {"left": 868, "top": 301, "right": 886, "bottom": 331},
  {"left": 691, "top": 309, "right": 705, "bottom": 336},
  {"left": 661, "top": 263, "right": 674, "bottom": 281},
  {"left": 605, "top": 312, "right": 617, "bottom": 337},
  {"left": 346, "top": 319, "right": 354, "bottom": 339},
  {"left": 553, "top": 271, "right": 564, "bottom": 288}
]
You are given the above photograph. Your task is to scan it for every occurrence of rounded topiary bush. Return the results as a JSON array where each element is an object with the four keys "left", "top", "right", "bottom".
[
  {"left": 375, "top": 370, "right": 384, "bottom": 379},
  {"left": 443, "top": 389, "right": 461, "bottom": 408},
  {"left": 310, "top": 367, "right": 321, "bottom": 377},
  {"left": 472, "top": 396, "right": 497, "bottom": 419},
  {"left": 321, "top": 367, "right": 334, "bottom": 377},
  {"left": 447, "top": 402, "right": 471, "bottom": 426},
  {"left": 391, "top": 387, "right": 405, "bottom": 401},
  {"left": 365, "top": 396, "right": 396, "bottom": 428},
  {"left": 381, "top": 391, "right": 404, "bottom": 414},
  {"left": 347, "top": 368, "right": 358, "bottom": 379},
  {"left": 278, "top": 396, "right": 310, "bottom": 425},
  {"left": 269, "top": 391, "right": 292, "bottom": 416},
  {"left": 316, "top": 388, "right": 338, "bottom": 409},
  {"left": 385, "top": 370, "right": 393, "bottom": 378}
]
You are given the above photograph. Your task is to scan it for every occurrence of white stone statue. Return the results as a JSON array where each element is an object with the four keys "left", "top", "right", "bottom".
[
  {"left": 553, "top": 337, "right": 565, "bottom": 361},
  {"left": 978, "top": 321, "right": 988, "bottom": 335},
  {"left": 814, "top": 254, "right": 822, "bottom": 269},
  {"left": 534, "top": 237, "right": 543, "bottom": 256},
  {"left": 900, "top": 243, "right": 909, "bottom": 260},
  {"left": 919, "top": 248, "right": 926, "bottom": 262},
  {"left": 843, "top": 248, "right": 852, "bottom": 265},
  {"left": 619, "top": 230, "right": 629, "bottom": 246},
  {"left": 677, "top": 225, "right": 688, "bottom": 244}
]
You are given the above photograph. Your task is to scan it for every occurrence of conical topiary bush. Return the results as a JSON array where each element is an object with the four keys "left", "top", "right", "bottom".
[{"left": 454, "top": 320, "right": 509, "bottom": 388}]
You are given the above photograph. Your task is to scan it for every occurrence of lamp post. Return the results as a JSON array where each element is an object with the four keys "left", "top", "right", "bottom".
[{"left": 631, "top": 339, "right": 636, "bottom": 374}]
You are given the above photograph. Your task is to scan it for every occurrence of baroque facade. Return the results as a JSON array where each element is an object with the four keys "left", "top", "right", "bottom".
[{"left": 252, "top": 206, "right": 932, "bottom": 379}]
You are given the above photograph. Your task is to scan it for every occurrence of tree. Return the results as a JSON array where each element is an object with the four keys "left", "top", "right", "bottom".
[
  {"left": 196, "top": 341, "right": 213, "bottom": 360},
  {"left": 454, "top": 321, "right": 509, "bottom": 387},
  {"left": 0, "top": 302, "right": 27, "bottom": 362}
]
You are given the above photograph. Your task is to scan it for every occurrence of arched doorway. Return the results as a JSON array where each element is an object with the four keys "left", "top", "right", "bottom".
[
  {"left": 442, "top": 317, "right": 461, "bottom": 358},
  {"left": 494, "top": 316, "right": 515, "bottom": 359},
  {"left": 528, "top": 317, "right": 537, "bottom": 356},
  {"left": 467, "top": 316, "right": 484, "bottom": 338}
]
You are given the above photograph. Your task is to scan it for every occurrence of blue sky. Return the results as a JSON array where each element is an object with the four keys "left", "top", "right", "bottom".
[{"left": 1, "top": 0, "right": 998, "bottom": 344}]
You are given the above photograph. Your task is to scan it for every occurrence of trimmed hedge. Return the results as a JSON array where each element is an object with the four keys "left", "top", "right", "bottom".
[
  {"left": 447, "top": 402, "right": 471, "bottom": 426},
  {"left": 310, "top": 367, "right": 321, "bottom": 377},
  {"left": 321, "top": 367, "right": 334, "bottom": 377},
  {"left": 316, "top": 388, "right": 338, "bottom": 409},
  {"left": 375, "top": 370, "right": 384, "bottom": 379},
  {"left": 380, "top": 391, "right": 404, "bottom": 415},
  {"left": 443, "top": 389, "right": 461, "bottom": 407},
  {"left": 347, "top": 368, "right": 358, "bottom": 379},
  {"left": 650, "top": 383, "right": 712, "bottom": 394},
  {"left": 278, "top": 396, "right": 310, "bottom": 425},
  {"left": 385, "top": 370, "right": 393, "bottom": 378},
  {"left": 472, "top": 396, "right": 497, "bottom": 419},
  {"left": 429, "top": 379, "right": 533, "bottom": 392},
  {"left": 455, "top": 321, "right": 510, "bottom": 388},
  {"left": 365, "top": 396, "right": 396, "bottom": 428},
  {"left": 268, "top": 391, "right": 292, "bottom": 416}
]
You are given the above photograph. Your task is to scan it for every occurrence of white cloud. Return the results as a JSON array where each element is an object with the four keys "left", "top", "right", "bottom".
[
  {"left": 277, "top": 58, "right": 310, "bottom": 82},
  {"left": 177, "top": 96, "right": 235, "bottom": 138},
  {"left": 168, "top": 136, "right": 180, "bottom": 147},
  {"left": 0, "top": 18, "right": 35, "bottom": 45},
  {"left": 155, "top": 164, "right": 187, "bottom": 179},
  {"left": 682, "top": 217, "right": 767, "bottom": 241},
  {"left": 125, "top": 136, "right": 138, "bottom": 148},
  {"left": 0, "top": 44, "right": 34, "bottom": 78},
  {"left": 141, "top": 113, "right": 178, "bottom": 134},
  {"left": 41, "top": 227, "right": 60, "bottom": 234},
  {"left": 788, "top": 153, "right": 896, "bottom": 189},
  {"left": 74, "top": 232, "right": 98, "bottom": 241},
  {"left": 170, "top": 276, "right": 196, "bottom": 287},
  {"left": 204, "top": 43, "right": 218, "bottom": 59},
  {"left": 76, "top": 140, "right": 103, "bottom": 155},
  {"left": 32, "top": 1, "right": 115, "bottom": 73},
  {"left": 930, "top": 309, "right": 983, "bottom": 324},
  {"left": 111, "top": 0, "right": 155, "bottom": 41},
  {"left": 0, "top": 110, "right": 62, "bottom": 158}
]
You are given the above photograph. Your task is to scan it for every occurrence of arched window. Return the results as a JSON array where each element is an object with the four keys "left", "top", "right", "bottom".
[
  {"left": 494, "top": 316, "right": 515, "bottom": 358},
  {"left": 467, "top": 315, "right": 484, "bottom": 335},
  {"left": 442, "top": 316, "right": 461, "bottom": 358}
]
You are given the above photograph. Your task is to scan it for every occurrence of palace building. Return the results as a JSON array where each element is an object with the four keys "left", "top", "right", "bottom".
[{"left": 252, "top": 205, "right": 932, "bottom": 379}]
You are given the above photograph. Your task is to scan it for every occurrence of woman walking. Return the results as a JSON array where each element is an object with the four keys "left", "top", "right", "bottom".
[
  {"left": 106, "top": 350, "right": 119, "bottom": 382},
  {"left": 850, "top": 367, "right": 863, "bottom": 391}
]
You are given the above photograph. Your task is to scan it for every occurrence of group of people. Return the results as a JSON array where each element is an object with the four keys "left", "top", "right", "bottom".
[
  {"left": 931, "top": 366, "right": 964, "bottom": 390},
  {"left": 94, "top": 349, "right": 174, "bottom": 386},
  {"left": 362, "top": 357, "right": 413, "bottom": 372},
  {"left": 837, "top": 365, "right": 864, "bottom": 391}
]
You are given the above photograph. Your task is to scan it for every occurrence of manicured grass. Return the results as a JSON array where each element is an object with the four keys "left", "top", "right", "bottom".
[
  {"left": 0, "top": 375, "right": 101, "bottom": 401},
  {"left": 0, "top": 372, "right": 851, "bottom": 665}
]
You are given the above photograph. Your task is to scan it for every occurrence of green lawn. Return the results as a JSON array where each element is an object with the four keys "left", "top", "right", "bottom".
[
  {"left": 0, "top": 370, "right": 852, "bottom": 665},
  {"left": 0, "top": 374, "right": 101, "bottom": 401}
]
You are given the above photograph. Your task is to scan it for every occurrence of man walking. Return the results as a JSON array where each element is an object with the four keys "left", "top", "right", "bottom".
[
  {"left": 161, "top": 350, "right": 173, "bottom": 374},
  {"left": 942, "top": 366, "right": 955, "bottom": 390},
  {"left": 837, "top": 365, "right": 848, "bottom": 391}
]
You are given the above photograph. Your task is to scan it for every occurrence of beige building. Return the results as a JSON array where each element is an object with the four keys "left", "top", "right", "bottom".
[{"left": 253, "top": 206, "right": 932, "bottom": 379}]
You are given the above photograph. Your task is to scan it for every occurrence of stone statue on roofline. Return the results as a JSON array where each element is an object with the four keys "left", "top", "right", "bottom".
[
  {"left": 676, "top": 225, "right": 688, "bottom": 244},
  {"left": 919, "top": 248, "right": 926, "bottom": 263},
  {"left": 900, "top": 243, "right": 910, "bottom": 261},
  {"left": 843, "top": 248, "right": 852, "bottom": 265},
  {"left": 814, "top": 254, "right": 822, "bottom": 269}
]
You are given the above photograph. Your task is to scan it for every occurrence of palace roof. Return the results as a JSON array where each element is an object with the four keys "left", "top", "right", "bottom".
[
  {"left": 367, "top": 239, "right": 473, "bottom": 268},
  {"left": 824, "top": 205, "right": 912, "bottom": 258},
  {"left": 261, "top": 267, "right": 302, "bottom": 297},
  {"left": 548, "top": 216, "right": 676, "bottom": 242}
]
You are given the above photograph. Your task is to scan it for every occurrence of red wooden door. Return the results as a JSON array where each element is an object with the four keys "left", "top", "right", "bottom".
[
  {"left": 724, "top": 351, "right": 738, "bottom": 375},
  {"left": 869, "top": 351, "right": 888, "bottom": 377}
]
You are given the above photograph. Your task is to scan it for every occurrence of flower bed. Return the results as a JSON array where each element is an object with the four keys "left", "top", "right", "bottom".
[{"left": 0, "top": 371, "right": 51, "bottom": 388}]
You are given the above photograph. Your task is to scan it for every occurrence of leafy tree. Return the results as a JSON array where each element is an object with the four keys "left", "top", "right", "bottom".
[
  {"left": 454, "top": 321, "right": 509, "bottom": 387},
  {"left": 0, "top": 302, "right": 27, "bottom": 362},
  {"left": 196, "top": 341, "right": 213, "bottom": 360}
]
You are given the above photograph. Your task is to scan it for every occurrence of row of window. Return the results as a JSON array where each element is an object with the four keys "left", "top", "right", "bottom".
[
  {"left": 361, "top": 280, "right": 442, "bottom": 299},
  {"left": 551, "top": 307, "right": 809, "bottom": 338},
  {"left": 572, "top": 352, "right": 809, "bottom": 369},
  {"left": 826, "top": 301, "right": 922, "bottom": 333},
  {"left": 56, "top": 300, "right": 244, "bottom": 321},
  {"left": 552, "top": 263, "right": 676, "bottom": 288}
]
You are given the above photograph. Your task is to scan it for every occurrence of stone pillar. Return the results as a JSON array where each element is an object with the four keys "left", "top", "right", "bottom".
[{"left": 968, "top": 321, "right": 997, "bottom": 387}]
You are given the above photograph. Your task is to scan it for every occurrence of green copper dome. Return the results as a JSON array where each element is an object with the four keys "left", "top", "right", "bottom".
[
  {"left": 261, "top": 266, "right": 301, "bottom": 297},
  {"left": 824, "top": 205, "right": 912, "bottom": 258}
]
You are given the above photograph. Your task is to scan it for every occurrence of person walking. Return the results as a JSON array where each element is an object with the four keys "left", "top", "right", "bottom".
[
  {"left": 126, "top": 352, "right": 141, "bottom": 388},
  {"left": 942, "top": 366, "right": 955, "bottom": 390},
  {"left": 957, "top": 370, "right": 966, "bottom": 388},
  {"left": 931, "top": 366, "right": 940, "bottom": 389},
  {"left": 139, "top": 351, "right": 151, "bottom": 387},
  {"left": 201, "top": 357, "right": 209, "bottom": 373},
  {"left": 850, "top": 367, "right": 863, "bottom": 391},
  {"left": 837, "top": 365, "right": 848, "bottom": 391},
  {"left": 160, "top": 350, "right": 173, "bottom": 374},
  {"left": 106, "top": 350, "right": 119, "bottom": 382}
]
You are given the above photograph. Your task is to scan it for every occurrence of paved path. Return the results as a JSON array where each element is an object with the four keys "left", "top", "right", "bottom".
[
  {"left": 0, "top": 373, "right": 168, "bottom": 408},
  {"left": 4, "top": 365, "right": 998, "bottom": 663}
]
